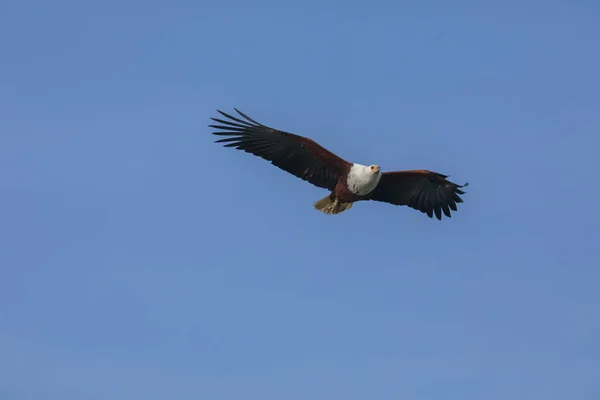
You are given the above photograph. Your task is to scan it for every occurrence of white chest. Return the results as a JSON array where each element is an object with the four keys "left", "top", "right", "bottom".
[{"left": 346, "top": 164, "right": 382, "bottom": 195}]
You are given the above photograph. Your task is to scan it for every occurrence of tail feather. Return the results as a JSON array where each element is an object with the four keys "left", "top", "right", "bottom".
[{"left": 313, "top": 195, "right": 353, "bottom": 215}]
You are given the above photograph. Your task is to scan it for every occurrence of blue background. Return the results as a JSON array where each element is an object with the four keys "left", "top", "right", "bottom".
[{"left": 1, "top": 1, "right": 599, "bottom": 399}]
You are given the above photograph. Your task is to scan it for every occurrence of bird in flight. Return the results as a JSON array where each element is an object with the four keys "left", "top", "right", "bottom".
[{"left": 209, "top": 108, "right": 468, "bottom": 220}]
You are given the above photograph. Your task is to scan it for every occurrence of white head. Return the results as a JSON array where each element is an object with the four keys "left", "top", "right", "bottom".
[
  {"left": 369, "top": 164, "right": 381, "bottom": 174},
  {"left": 347, "top": 163, "right": 382, "bottom": 195}
]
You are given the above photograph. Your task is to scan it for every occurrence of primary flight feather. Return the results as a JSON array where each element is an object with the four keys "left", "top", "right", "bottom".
[{"left": 209, "top": 108, "right": 468, "bottom": 220}]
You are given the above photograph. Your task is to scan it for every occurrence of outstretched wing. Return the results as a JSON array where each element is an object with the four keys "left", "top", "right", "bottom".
[
  {"left": 209, "top": 108, "right": 351, "bottom": 190},
  {"left": 367, "top": 170, "right": 468, "bottom": 220}
]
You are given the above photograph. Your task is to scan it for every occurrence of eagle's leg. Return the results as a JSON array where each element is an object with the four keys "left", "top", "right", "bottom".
[
  {"left": 313, "top": 195, "right": 353, "bottom": 215},
  {"left": 332, "top": 198, "right": 340, "bottom": 212}
]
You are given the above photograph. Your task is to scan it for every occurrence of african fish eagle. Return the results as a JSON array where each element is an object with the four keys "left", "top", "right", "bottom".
[{"left": 209, "top": 108, "right": 468, "bottom": 220}]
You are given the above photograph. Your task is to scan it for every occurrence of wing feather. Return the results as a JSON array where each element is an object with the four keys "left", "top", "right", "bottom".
[
  {"left": 367, "top": 170, "right": 468, "bottom": 220},
  {"left": 209, "top": 109, "right": 351, "bottom": 190}
]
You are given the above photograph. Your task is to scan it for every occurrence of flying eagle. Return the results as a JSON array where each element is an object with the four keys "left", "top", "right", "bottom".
[{"left": 209, "top": 108, "right": 468, "bottom": 220}]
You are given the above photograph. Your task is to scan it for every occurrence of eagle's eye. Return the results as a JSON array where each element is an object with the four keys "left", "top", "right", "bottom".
[{"left": 370, "top": 165, "right": 380, "bottom": 173}]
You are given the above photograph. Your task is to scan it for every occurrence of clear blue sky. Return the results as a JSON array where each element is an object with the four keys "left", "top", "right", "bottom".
[{"left": 1, "top": 1, "right": 599, "bottom": 399}]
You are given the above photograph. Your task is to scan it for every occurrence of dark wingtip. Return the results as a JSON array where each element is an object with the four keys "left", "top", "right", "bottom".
[
  {"left": 208, "top": 113, "right": 221, "bottom": 127},
  {"left": 234, "top": 108, "right": 265, "bottom": 126},
  {"left": 217, "top": 109, "right": 233, "bottom": 119},
  {"left": 455, "top": 182, "right": 468, "bottom": 195}
]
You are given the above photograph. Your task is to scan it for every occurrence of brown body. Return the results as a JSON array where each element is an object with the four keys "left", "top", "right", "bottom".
[
  {"left": 335, "top": 172, "right": 363, "bottom": 202},
  {"left": 312, "top": 169, "right": 363, "bottom": 214}
]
